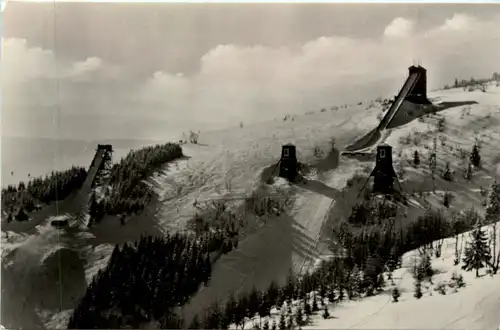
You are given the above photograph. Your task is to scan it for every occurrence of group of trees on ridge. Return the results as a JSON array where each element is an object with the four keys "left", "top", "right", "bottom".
[
  {"left": 91, "top": 142, "right": 183, "bottom": 221},
  {"left": 442, "top": 73, "right": 499, "bottom": 90},
  {"left": 68, "top": 179, "right": 500, "bottom": 329},
  {"left": 1, "top": 166, "right": 87, "bottom": 221},
  {"left": 68, "top": 226, "right": 240, "bottom": 328},
  {"left": 2, "top": 142, "right": 184, "bottom": 224},
  {"left": 69, "top": 233, "right": 212, "bottom": 329}
]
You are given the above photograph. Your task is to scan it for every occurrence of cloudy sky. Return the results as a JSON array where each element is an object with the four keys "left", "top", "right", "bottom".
[{"left": 2, "top": 3, "right": 500, "bottom": 141}]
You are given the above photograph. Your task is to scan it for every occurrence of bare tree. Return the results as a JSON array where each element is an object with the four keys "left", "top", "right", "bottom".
[
  {"left": 189, "top": 130, "right": 200, "bottom": 144},
  {"left": 486, "top": 182, "right": 500, "bottom": 273},
  {"left": 489, "top": 222, "right": 500, "bottom": 274},
  {"left": 429, "top": 135, "right": 438, "bottom": 192},
  {"left": 451, "top": 211, "right": 464, "bottom": 265}
]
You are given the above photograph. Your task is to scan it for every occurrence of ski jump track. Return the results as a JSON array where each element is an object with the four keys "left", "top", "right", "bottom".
[
  {"left": 73, "top": 148, "right": 107, "bottom": 222},
  {"left": 377, "top": 72, "right": 420, "bottom": 131},
  {"left": 345, "top": 70, "right": 421, "bottom": 153}
]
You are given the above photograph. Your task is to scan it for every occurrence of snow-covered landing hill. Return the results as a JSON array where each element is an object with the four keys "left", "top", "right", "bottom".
[{"left": 239, "top": 221, "right": 500, "bottom": 330}]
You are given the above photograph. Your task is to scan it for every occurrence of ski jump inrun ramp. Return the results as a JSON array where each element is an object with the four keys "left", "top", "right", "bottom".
[
  {"left": 346, "top": 65, "right": 431, "bottom": 152},
  {"left": 81, "top": 148, "right": 107, "bottom": 193},
  {"left": 377, "top": 71, "right": 419, "bottom": 131},
  {"left": 73, "top": 146, "right": 111, "bottom": 221}
]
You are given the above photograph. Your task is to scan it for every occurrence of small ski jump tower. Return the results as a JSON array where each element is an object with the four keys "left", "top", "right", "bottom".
[
  {"left": 358, "top": 143, "right": 402, "bottom": 197},
  {"left": 406, "top": 65, "right": 432, "bottom": 105},
  {"left": 96, "top": 144, "right": 113, "bottom": 170},
  {"left": 372, "top": 144, "right": 398, "bottom": 194},
  {"left": 279, "top": 144, "right": 299, "bottom": 182}
]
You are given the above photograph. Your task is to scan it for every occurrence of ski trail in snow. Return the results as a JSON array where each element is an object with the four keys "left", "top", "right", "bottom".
[
  {"left": 292, "top": 162, "right": 363, "bottom": 274},
  {"left": 152, "top": 110, "right": 372, "bottom": 232}
]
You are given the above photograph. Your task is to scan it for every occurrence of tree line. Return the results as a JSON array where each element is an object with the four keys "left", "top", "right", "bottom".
[
  {"left": 90, "top": 143, "right": 183, "bottom": 222},
  {"left": 1, "top": 166, "right": 87, "bottom": 222},
  {"left": 68, "top": 228, "right": 239, "bottom": 329},
  {"left": 2, "top": 143, "right": 184, "bottom": 224}
]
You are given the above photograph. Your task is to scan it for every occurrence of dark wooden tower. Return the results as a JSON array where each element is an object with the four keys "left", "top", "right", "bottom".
[
  {"left": 407, "top": 65, "right": 431, "bottom": 104},
  {"left": 279, "top": 144, "right": 299, "bottom": 182},
  {"left": 371, "top": 144, "right": 398, "bottom": 194},
  {"left": 95, "top": 144, "right": 113, "bottom": 171},
  {"left": 97, "top": 144, "right": 113, "bottom": 153}
]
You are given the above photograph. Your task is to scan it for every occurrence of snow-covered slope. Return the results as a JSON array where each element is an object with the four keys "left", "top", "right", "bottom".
[
  {"left": 239, "top": 221, "right": 500, "bottom": 330},
  {"left": 152, "top": 103, "right": 379, "bottom": 232},
  {"left": 312, "top": 222, "right": 500, "bottom": 330},
  {"left": 2, "top": 82, "right": 499, "bottom": 329}
]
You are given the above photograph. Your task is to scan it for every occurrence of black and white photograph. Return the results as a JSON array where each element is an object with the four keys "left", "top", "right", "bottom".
[{"left": 2, "top": 1, "right": 500, "bottom": 329}]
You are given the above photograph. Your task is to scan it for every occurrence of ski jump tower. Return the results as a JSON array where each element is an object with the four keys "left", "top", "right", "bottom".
[
  {"left": 405, "top": 65, "right": 432, "bottom": 105},
  {"left": 279, "top": 144, "right": 299, "bottom": 182},
  {"left": 358, "top": 144, "right": 403, "bottom": 197}
]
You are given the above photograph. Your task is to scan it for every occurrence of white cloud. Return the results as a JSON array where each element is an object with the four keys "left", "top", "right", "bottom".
[
  {"left": 1, "top": 39, "right": 119, "bottom": 86},
  {"left": 139, "top": 13, "right": 500, "bottom": 127},
  {"left": 383, "top": 17, "right": 415, "bottom": 39},
  {"left": 440, "top": 13, "right": 476, "bottom": 31},
  {"left": 3, "top": 13, "right": 500, "bottom": 139},
  {"left": 1, "top": 38, "right": 130, "bottom": 139},
  {"left": 67, "top": 57, "right": 103, "bottom": 80}
]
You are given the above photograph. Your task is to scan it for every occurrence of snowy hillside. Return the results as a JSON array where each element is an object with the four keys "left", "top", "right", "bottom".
[
  {"left": 2, "top": 82, "right": 500, "bottom": 329},
  {"left": 239, "top": 221, "right": 500, "bottom": 330},
  {"left": 151, "top": 103, "right": 380, "bottom": 232}
]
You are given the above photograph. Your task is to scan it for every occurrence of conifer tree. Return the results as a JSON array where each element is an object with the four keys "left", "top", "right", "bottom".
[
  {"left": 279, "top": 313, "right": 287, "bottom": 330},
  {"left": 295, "top": 306, "right": 304, "bottom": 326},
  {"left": 327, "top": 285, "right": 336, "bottom": 303},
  {"left": 485, "top": 182, "right": 500, "bottom": 224},
  {"left": 392, "top": 287, "right": 401, "bottom": 302},
  {"left": 443, "top": 192, "right": 451, "bottom": 208},
  {"left": 413, "top": 279, "right": 423, "bottom": 299},
  {"left": 258, "top": 293, "right": 271, "bottom": 326},
  {"left": 465, "top": 163, "right": 473, "bottom": 181},
  {"left": 413, "top": 150, "right": 420, "bottom": 167},
  {"left": 205, "top": 303, "right": 223, "bottom": 329},
  {"left": 275, "top": 289, "right": 285, "bottom": 311},
  {"left": 287, "top": 314, "right": 294, "bottom": 330},
  {"left": 486, "top": 182, "right": 500, "bottom": 273},
  {"left": 235, "top": 296, "right": 248, "bottom": 329},
  {"left": 443, "top": 162, "right": 452, "bottom": 181},
  {"left": 462, "top": 223, "right": 491, "bottom": 277},
  {"left": 248, "top": 286, "right": 261, "bottom": 318},
  {"left": 321, "top": 305, "right": 330, "bottom": 320},
  {"left": 266, "top": 281, "right": 280, "bottom": 308},
  {"left": 312, "top": 293, "right": 319, "bottom": 312},
  {"left": 303, "top": 298, "right": 312, "bottom": 317},
  {"left": 470, "top": 144, "right": 481, "bottom": 167},
  {"left": 225, "top": 293, "right": 238, "bottom": 326}
]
